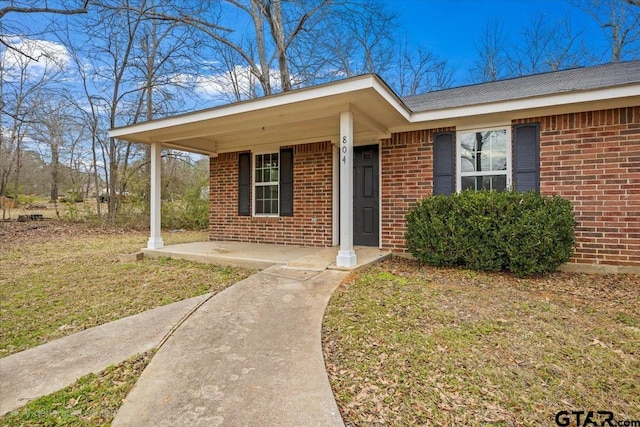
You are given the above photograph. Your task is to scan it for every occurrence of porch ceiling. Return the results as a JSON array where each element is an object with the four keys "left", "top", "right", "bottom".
[{"left": 110, "top": 75, "right": 410, "bottom": 155}]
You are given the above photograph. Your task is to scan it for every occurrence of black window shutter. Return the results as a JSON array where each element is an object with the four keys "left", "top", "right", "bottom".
[
  {"left": 513, "top": 123, "right": 540, "bottom": 192},
  {"left": 279, "top": 148, "right": 294, "bottom": 216},
  {"left": 238, "top": 152, "right": 251, "bottom": 216},
  {"left": 433, "top": 131, "right": 456, "bottom": 195}
]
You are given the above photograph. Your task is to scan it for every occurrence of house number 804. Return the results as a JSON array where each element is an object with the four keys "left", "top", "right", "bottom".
[{"left": 341, "top": 136, "right": 348, "bottom": 163}]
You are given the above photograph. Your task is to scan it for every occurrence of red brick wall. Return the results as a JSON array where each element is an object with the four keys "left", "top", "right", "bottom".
[
  {"left": 380, "top": 128, "right": 453, "bottom": 251},
  {"left": 209, "top": 141, "right": 333, "bottom": 246},
  {"left": 515, "top": 107, "right": 640, "bottom": 267},
  {"left": 380, "top": 107, "right": 639, "bottom": 268},
  {"left": 209, "top": 107, "right": 639, "bottom": 268}
]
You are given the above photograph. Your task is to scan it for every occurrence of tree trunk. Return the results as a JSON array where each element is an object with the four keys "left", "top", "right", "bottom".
[
  {"left": 50, "top": 141, "right": 59, "bottom": 202},
  {"left": 266, "top": 0, "right": 291, "bottom": 91},
  {"left": 250, "top": 0, "right": 272, "bottom": 95},
  {"left": 108, "top": 136, "right": 118, "bottom": 218}
]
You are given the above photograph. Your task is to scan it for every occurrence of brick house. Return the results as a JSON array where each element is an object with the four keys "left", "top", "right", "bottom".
[{"left": 111, "top": 61, "right": 640, "bottom": 273}]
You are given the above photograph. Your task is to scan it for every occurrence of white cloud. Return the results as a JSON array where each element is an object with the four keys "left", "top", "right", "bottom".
[
  {"left": 172, "top": 65, "right": 288, "bottom": 103},
  {"left": 2, "top": 37, "right": 71, "bottom": 80}
]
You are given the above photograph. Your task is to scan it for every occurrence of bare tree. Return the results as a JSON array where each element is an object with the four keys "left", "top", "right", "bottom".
[
  {"left": 26, "top": 93, "right": 82, "bottom": 203},
  {"left": 470, "top": 12, "right": 592, "bottom": 83},
  {"left": 145, "top": 0, "right": 332, "bottom": 96},
  {"left": 65, "top": 43, "right": 107, "bottom": 214},
  {"left": 395, "top": 42, "right": 453, "bottom": 96},
  {"left": 0, "top": 1, "right": 89, "bottom": 19},
  {"left": 0, "top": 1, "right": 89, "bottom": 59},
  {"left": 318, "top": 0, "right": 397, "bottom": 78},
  {"left": 572, "top": 0, "right": 640, "bottom": 61},
  {"left": 469, "top": 18, "right": 510, "bottom": 83},
  {"left": 0, "top": 34, "right": 67, "bottom": 219},
  {"left": 510, "top": 14, "right": 587, "bottom": 75},
  {"left": 63, "top": 0, "right": 204, "bottom": 218}
]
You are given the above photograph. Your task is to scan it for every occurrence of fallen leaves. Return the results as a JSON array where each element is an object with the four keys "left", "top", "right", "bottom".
[{"left": 323, "top": 257, "right": 640, "bottom": 426}]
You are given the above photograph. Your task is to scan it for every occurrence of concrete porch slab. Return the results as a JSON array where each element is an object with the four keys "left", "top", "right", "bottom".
[{"left": 141, "top": 241, "right": 391, "bottom": 271}]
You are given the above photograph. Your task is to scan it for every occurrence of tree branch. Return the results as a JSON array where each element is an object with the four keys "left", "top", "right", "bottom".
[
  {"left": 0, "top": 2, "right": 89, "bottom": 19},
  {"left": 0, "top": 38, "right": 39, "bottom": 61}
]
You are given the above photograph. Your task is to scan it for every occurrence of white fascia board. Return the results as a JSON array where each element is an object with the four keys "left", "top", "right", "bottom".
[
  {"left": 409, "top": 84, "right": 640, "bottom": 123},
  {"left": 110, "top": 77, "right": 638, "bottom": 141},
  {"left": 371, "top": 78, "right": 412, "bottom": 121},
  {"left": 110, "top": 75, "right": 410, "bottom": 138}
]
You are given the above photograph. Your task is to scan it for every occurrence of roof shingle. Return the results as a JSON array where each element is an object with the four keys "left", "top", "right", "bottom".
[{"left": 402, "top": 60, "right": 640, "bottom": 112}]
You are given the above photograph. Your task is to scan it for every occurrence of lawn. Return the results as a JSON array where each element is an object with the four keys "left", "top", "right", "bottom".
[
  {"left": 1, "top": 352, "right": 153, "bottom": 426},
  {"left": 2, "top": 222, "right": 638, "bottom": 426},
  {"left": 0, "top": 221, "right": 254, "bottom": 426},
  {"left": 0, "top": 222, "right": 254, "bottom": 356},
  {"left": 323, "top": 257, "right": 639, "bottom": 427}
]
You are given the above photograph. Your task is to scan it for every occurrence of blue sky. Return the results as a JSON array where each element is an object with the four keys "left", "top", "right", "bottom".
[
  {"left": 390, "top": 0, "right": 606, "bottom": 82},
  {"left": 1, "top": 0, "right": 623, "bottom": 102}
]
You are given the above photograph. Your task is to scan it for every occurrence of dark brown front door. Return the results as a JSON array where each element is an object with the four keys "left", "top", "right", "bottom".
[{"left": 353, "top": 145, "right": 379, "bottom": 246}]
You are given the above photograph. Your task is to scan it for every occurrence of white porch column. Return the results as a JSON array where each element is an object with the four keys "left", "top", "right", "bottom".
[
  {"left": 148, "top": 142, "right": 164, "bottom": 249},
  {"left": 336, "top": 110, "right": 357, "bottom": 267}
]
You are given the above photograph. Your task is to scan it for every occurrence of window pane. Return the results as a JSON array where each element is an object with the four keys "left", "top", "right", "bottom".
[
  {"left": 461, "top": 176, "right": 477, "bottom": 191},
  {"left": 460, "top": 150, "right": 476, "bottom": 173},
  {"left": 484, "top": 130, "right": 507, "bottom": 172},
  {"left": 462, "top": 175, "right": 506, "bottom": 192},
  {"left": 255, "top": 154, "right": 263, "bottom": 183},
  {"left": 487, "top": 175, "right": 507, "bottom": 192},
  {"left": 460, "top": 133, "right": 477, "bottom": 172},
  {"left": 460, "top": 133, "right": 477, "bottom": 151},
  {"left": 254, "top": 153, "right": 279, "bottom": 215},
  {"left": 460, "top": 130, "right": 507, "bottom": 173}
]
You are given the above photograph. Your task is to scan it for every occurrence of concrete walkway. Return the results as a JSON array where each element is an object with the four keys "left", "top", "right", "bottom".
[
  {"left": 1, "top": 242, "right": 387, "bottom": 424},
  {"left": 111, "top": 265, "right": 348, "bottom": 427},
  {"left": 0, "top": 294, "right": 211, "bottom": 416}
]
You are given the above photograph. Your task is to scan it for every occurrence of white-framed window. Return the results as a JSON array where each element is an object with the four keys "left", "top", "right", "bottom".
[
  {"left": 457, "top": 127, "right": 511, "bottom": 192},
  {"left": 254, "top": 152, "right": 279, "bottom": 215}
]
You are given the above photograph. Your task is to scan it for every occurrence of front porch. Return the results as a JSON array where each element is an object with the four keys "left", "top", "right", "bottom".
[
  {"left": 110, "top": 75, "right": 410, "bottom": 268},
  {"left": 142, "top": 240, "right": 391, "bottom": 271}
]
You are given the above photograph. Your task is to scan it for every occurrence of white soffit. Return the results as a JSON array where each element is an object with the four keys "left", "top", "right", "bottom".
[
  {"left": 109, "top": 73, "right": 640, "bottom": 154},
  {"left": 109, "top": 74, "right": 410, "bottom": 153}
]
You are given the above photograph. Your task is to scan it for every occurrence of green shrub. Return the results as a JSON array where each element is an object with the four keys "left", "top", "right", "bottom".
[
  {"left": 60, "top": 191, "right": 83, "bottom": 203},
  {"left": 161, "top": 187, "right": 208, "bottom": 230},
  {"left": 406, "top": 190, "right": 576, "bottom": 277}
]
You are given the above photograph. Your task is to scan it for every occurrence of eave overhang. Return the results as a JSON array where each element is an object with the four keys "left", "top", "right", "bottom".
[
  {"left": 395, "top": 83, "right": 640, "bottom": 132},
  {"left": 109, "top": 74, "right": 640, "bottom": 154},
  {"left": 109, "top": 74, "right": 410, "bottom": 155}
]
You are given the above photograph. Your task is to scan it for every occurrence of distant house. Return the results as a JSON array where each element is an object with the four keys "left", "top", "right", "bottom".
[{"left": 111, "top": 61, "right": 640, "bottom": 273}]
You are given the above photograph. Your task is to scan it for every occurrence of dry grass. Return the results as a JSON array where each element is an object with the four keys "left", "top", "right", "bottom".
[
  {"left": 1, "top": 352, "right": 153, "bottom": 427},
  {"left": 0, "top": 221, "right": 254, "bottom": 356},
  {"left": 323, "top": 257, "right": 639, "bottom": 426}
]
